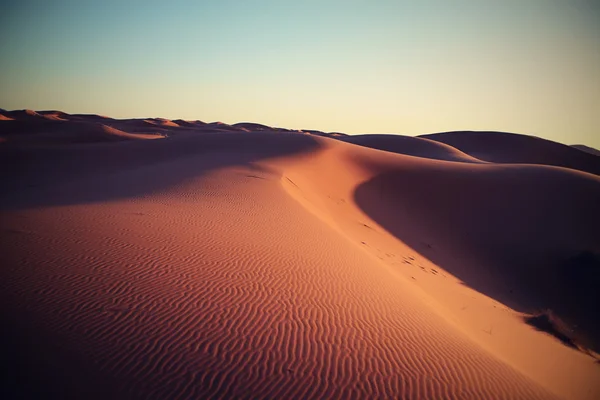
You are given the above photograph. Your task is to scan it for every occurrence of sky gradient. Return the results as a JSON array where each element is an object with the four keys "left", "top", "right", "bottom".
[{"left": 1, "top": 0, "right": 599, "bottom": 146}]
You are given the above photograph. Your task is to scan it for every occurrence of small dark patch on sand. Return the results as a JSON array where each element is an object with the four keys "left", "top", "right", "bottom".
[{"left": 524, "top": 312, "right": 577, "bottom": 349}]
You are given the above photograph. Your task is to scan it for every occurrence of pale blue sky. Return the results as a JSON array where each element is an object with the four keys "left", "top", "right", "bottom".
[{"left": 1, "top": 0, "right": 599, "bottom": 146}]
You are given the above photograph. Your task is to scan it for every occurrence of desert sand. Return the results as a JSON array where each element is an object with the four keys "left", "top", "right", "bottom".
[{"left": 1, "top": 110, "right": 599, "bottom": 399}]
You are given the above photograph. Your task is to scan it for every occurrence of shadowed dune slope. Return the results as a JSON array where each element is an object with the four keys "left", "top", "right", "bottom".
[
  {"left": 277, "top": 139, "right": 600, "bottom": 400},
  {"left": 4, "top": 109, "right": 44, "bottom": 120},
  {"left": 115, "top": 118, "right": 175, "bottom": 131},
  {"left": 66, "top": 114, "right": 114, "bottom": 122},
  {"left": 421, "top": 131, "right": 600, "bottom": 175},
  {"left": 143, "top": 118, "right": 180, "bottom": 127},
  {"left": 572, "top": 144, "right": 600, "bottom": 157},
  {"left": 340, "top": 134, "right": 483, "bottom": 163},
  {"left": 0, "top": 121, "right": 163, "bottom": 145},
  {"left": 172, "top": 119, "right": 207, "bottom": 127},
  {"left": 37, "top": 110, "right": 70, "bottom": 121},
  {"left": 206, "top": 121, "right": 247, "bottom": 131},
  {"left": 0, "top": 110, "right": 293, "bottom": 141},
  {"left": 0, "top": 132, "right": 321, "bottom": 206},
  {"left": 233, "top": 122, "right": 273, "bottom": 131},
  {"left": 354, "top": 160, "right": 600, "bottom": 351}
]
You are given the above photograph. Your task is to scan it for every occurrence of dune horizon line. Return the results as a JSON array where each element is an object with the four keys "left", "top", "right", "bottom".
[{"left": 1, "top": 107, "right": 598, "bottom": 151}]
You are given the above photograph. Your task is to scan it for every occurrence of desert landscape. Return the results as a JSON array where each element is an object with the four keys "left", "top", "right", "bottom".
[{"left": 0, "top": 109, "right": 598, "bottom": 399}]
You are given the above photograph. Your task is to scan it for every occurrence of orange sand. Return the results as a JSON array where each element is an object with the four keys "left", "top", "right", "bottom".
[{"left": 1, "top": 110, "right": 599, "bottom": 399}]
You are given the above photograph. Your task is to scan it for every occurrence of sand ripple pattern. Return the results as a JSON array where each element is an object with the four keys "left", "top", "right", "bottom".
[{"left": 1, "top": 165, "right": 556, "bottom": 399}]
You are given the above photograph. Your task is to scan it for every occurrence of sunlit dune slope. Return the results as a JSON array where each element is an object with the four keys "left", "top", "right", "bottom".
[
  {"left": 1, "top": 111, "right": 599, "bottom": 399},
  {"left": 421, "top": 131, "right": 600, "bottom": 175},
  {"left": 278, "top": 139, "right": 600, "bottom": 400}
]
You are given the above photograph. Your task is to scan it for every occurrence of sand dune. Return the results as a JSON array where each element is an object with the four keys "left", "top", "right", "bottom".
[
  {"left": 422, "top": 130, "right": 600, "bottom": 175},
  {"left": 143, "top": 118, "right": 180, "bottom": 127},
  {"left": 353, "top": 159, "right": 600, "bottom": 352},
  {"left": 572, "top": 144, "right": 600, "bottom": 157},
  {"left": 300, "top": 129, "right": 347, "bottom": 138},
  {"left": 172, "top": 119, "right": 207, "bottom": 128},
  {"left": 232, "top": 122, "right": 273, "bottom": 131},
  {"left": 277, "top": 138, "right": 599, "bottom": 399},
  {"left": 2, "top": 109, "right": 45, "bottom": 120},
  {"left": 38, "top": 110, "right": 70, "bottom": 121},
  {"left": 0, "top": 121, "right": 163, "bottom": 145},
  {"left": 1, "top": 111, "right": 599, "bottom": 399},
  {"left": 205, "top": 121, "right": 246, "bottom": 131},
  {"left": 68, "top": 113, "right": 114, "bottom": 121},
  {"left": 341, "top": 134, "right": 483, "bottom": 163}
]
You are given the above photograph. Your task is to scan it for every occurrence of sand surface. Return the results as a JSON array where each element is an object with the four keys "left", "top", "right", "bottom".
[{"left": 1, "top": 111, "right": 599, "bottom": 399}]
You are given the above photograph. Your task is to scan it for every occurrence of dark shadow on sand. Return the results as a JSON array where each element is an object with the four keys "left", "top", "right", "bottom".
[
  {"left": 0, "top": 130, "right": 321, "bottom": 398},
  {"left": 0, "top": 131, "right": 321, "bottom": 210},
  {"left": 354, "top": 166, "right": 600, "bottom": 354},
  {"left": 524, "top": 313, "right": 578, "bottom": 349},
  {"left": 0, "top": 307, "right": 118, "bottom": 400}
]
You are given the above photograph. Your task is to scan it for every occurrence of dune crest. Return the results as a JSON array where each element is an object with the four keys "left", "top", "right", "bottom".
[
  {"left": 421, "top": 130, "right": 600, "bottom": 175},
  {"left": 341, "top": 133, "right": 483, "bottom": 163},
  {"left": 572, "top": 144, "right": 600, "bottom": 157}
]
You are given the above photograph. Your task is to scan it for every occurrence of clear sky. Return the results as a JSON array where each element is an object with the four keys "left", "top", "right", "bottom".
[{"left": 1, "top": 0, "right": 599, "bottom": 146}]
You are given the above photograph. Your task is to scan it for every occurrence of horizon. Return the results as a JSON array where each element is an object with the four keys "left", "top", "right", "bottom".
[
  {"left": 1, "top": 1, "right": 599, "bottom": 147},
  {"left": 3, "top": 107, "right": 600, "bottom": 150}
]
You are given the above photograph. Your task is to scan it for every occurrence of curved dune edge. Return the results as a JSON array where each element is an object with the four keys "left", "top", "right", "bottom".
[
  {"left": 272, "top": 137, "right": 600, "bottom": 400},
  {"left": 340, "top": 134, "right": 484, "bottom": 163},
  {"left": 572, "top": 144, "right": 600, "bottom": 157},
  {"left": 421, "top": 131, "right": 600, "bottom": 175},
  {"left": 2, "top": 109, "right": 598, "bottom": 171},
  {"left": 0, "top": 123, "right": 164, "bottom": 145}
]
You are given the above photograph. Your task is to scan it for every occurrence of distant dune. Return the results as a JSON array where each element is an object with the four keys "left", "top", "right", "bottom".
[
  {"left": 340, "top": 134, "right": 483, "bottom": 163},
  {"left": 421, "top": 130, "right": 600, "bottom": 175},
  {"left": 143, "top": 118, "right": 180, "bottom": 127},
  {"left": 0, "top": 120, "right": 163, "bottom": 145},
  {"left": 232, "top": 122, "right": 273, "bottom": 131},
  {"left": 572, "top": 144, "right": 600, "bottom": 157},
  {"left": 172, "top": 119, "right": 206, "bottom": 128},
  {"left": 1, "top": 110, "right": 598, "bottom": 399},
  {"left": 38, "top": 110, "right": 70, "bottom": 121}
]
